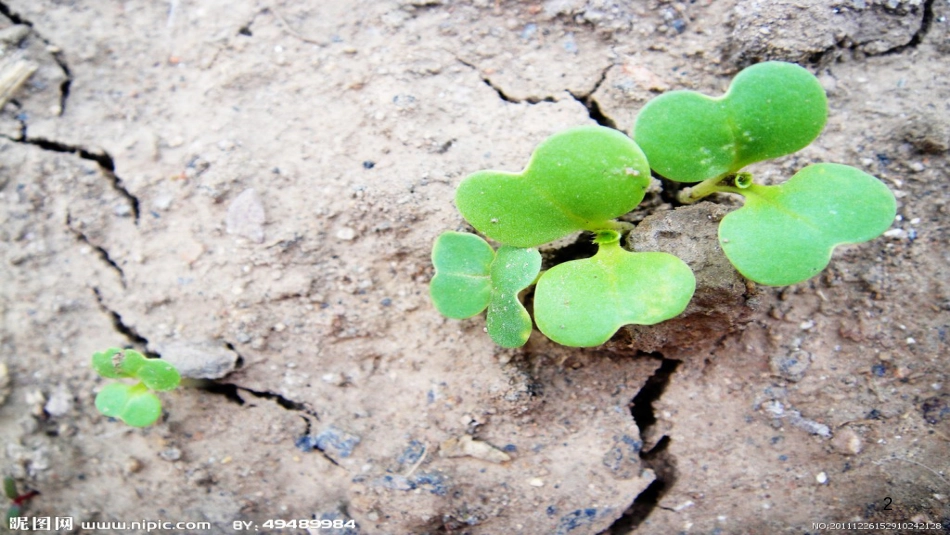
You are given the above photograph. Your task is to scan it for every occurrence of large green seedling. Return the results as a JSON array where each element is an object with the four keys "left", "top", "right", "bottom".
[
  {"left": 431, "top": 126, "right": 696, "bottom": 348},
  {"left": 634, "top": 61, "right": 896, "bottom": 286},
  {"left": 92, "top": 348, "right": 180, "bottom": 427}
]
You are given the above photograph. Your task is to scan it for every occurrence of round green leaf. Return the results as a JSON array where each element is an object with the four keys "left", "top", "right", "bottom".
[
  {"left": 92, "top": 348, "right": 125, "bottom": 379},
  {"left": 455, "top": 125, "right": 651, "bottom": 247},
  {"left": 534, "top": 235, "right": 696, "bottom": 347},
  {"left": 95, "top": 382, "right": 163, "bottom": 427},
  {"left": 430, "top": 231, "right": 494, "bottom": 319},
  {"left": 485, "top": 246, "right": 542, "bottom": 348},
  {"left": 634, "top": 61, "right": 827, "bottom": 182},
  {"left": 137, "top": 360, "right": 181, "bottom": 392},
  {"left": 121, "top": 388, "right": 164, "bottom": 427},
  {"left": 719, "top": 163, "right": 897, "bottom": 286},
  {"left": 94, "top": 382, "right": 133, "bottom": 419}
]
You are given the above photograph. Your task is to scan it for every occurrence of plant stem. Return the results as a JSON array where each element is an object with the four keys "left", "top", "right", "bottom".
[
  {"left": 600, "top": 220, "right": 635, "bottom": 233},
  {"left": 677, "top": 172, "right": 751, "bottom": 204}
]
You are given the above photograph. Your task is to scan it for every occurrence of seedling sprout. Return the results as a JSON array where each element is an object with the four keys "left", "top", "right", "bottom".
[{"left": 92, "top": 348, "right": 180, "bottom": 427}]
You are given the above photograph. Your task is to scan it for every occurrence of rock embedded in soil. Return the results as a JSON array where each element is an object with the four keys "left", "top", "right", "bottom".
[
  {"left": 156, "top": 341, "right": 239, "bottom": 380},
  {"left": 611, "top": 202, "right": 756, "bottom": 354},
  {"left": 725, "top": 0, "right": 926, "bottom": 67},
  {"left": 225, "top": 188, "right": 266, "bottom": 243}
]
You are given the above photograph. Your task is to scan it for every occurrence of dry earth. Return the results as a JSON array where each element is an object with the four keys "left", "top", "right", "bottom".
[{"left": 1, "top": 1, "right": 949, "bottom": 534}]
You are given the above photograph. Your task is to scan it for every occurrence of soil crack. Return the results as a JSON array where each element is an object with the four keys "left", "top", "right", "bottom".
[
  {"left": 881, "top": 0, "right": 936, "bottom": 55},
  {"left": 0, "top": 1, "right": 72, "bottom": 114},
  {"left": 67, "top": 214, "right": 125, "bottom": 286},
  {"left": 91, "top": 287, "right": 156, "bottom": 357},
  {"left": 6, "top": 133, "right": 140, "bottom": 222},
  {"left": 602, "top": 357, "right": 680, "bottom": 534},
  {"left": 568, "top": 65, "right": 617, "bottom": 129},
  {"left": 807, "top": 0, "right": 937, "bottom": 64},
  {"left": 456, "top": 57, "right": 557, "bottom": 105}
]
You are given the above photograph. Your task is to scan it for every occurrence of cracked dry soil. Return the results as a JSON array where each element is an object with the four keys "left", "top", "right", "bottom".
[{"left": 1, "top": 1, "right": 949, "bottom": 534}]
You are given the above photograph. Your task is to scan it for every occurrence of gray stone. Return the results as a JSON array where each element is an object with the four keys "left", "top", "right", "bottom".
[
  {"left": 44, "top": 386, "right": 73, "bottom": 417},
  {"left": 610, "top": 203, "right": 756, "bottom": 354},
  {"left": 770, "top": 349, "right": 811, "bottom": 382},
  {"left": 226, "top": 188, "right": 265, "bottom": 243},
  {"left": 157, "top": 341, "right": 239, "bottom": 379}
]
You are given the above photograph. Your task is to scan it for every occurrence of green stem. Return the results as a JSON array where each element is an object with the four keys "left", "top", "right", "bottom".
[
  {"left": 600, "top": 220, "right": 635, "bottom": 232},
  {"left": 530, "top": 269, "right": 547, "bottom": 286},
  {"left": 678, "top": 172, "right": 753, "bottom": 204}
]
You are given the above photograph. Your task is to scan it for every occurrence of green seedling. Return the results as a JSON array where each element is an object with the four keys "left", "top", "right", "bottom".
[
  {"left": 432, "top": 125, "right": 696, "bottom": 348},
  {"left": 534, "top": 230, "right": 694, "bottom": 347},
  {"left": 92, "top": 348, "right": 180, "bottom": 427},
  {"left": 430, "top": 232, "right": 541, "bottom": 348},
  {"left": 455, "top": 125, "right": 651, "bottom": 247},
  {"left": 634, "top": 61, "right": 896, "bottom": 286},
  {"left": 3, "top": 476, "right": 38, "bottom": 530}
]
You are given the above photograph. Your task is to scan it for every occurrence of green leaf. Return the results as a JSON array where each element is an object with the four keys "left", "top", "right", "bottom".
[
  {"left": 430, "top": 233, "right": 541, "bottom": 348},
  {"left": 3, "top": 477, "right": 16, "bottom": 500},
  {"left": 95, "top": 382, "right": 163, "bottom": 427},
  {"left": 137, "top": 360, "right": 181, "bottom": 392},
  {"left": 719, "top": 163, "right": 897, "bottom": 286},
  {"left": 485, "top": 246, "right": 542, "bottom": 348},
  {"left": 455, "top": 125, "right": 651, "bottom": 247},
  {"left": 91, "top": 347, "right": 125, "bottom": 378},
  {"left": 534, "top": 232, "right": 696, "bottom": 347},
  {"left": 634, "top": 61, "right": 827, "bottom": 182},
  {"left": 117, "top": 349, "right": 148, "bottom": 375},
  {"left": 94, "top": 382, "right": 133, "bottom": 419},
  {"left": 430, "top": 232, "right": 494, "bottom": 319}
]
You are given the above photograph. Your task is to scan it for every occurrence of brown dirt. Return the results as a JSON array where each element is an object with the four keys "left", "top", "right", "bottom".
[{"left": 1, "top": 1, "right": 948, "bottom": 534}]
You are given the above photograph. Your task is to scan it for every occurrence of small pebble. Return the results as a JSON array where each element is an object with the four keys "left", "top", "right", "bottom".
[
  {"left": 816, "top": 471, "right": 828, "bottom": 484},
  {"left": 160, "top": 448, "right": 182, "bottom": 462},
  {"left": 336, "top": 227, "right": 357, "bottom": 241},
  {"left": 124, "top": 457, "right": 143, "bottom": 474},
  {"left": 831, "top": 428, "right": 863, "bottom": 455},
  {"left": 226, "top": 188, "right": 266, "bottom": 244},
  {"left": 528, "top": 477, "right": 544, "bottom": 487}
]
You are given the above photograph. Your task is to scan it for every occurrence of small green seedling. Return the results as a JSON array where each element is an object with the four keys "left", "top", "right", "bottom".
[
  {"left": 634, "top": 61, "right": 896, "bottom": 286},
  {"left": 92, "top": 348, "right": 180, "bottom": 427},
  {"left": 3, "top": 476, "right": 38, "bottom": 530},
  {"left": 432, "top": 126, "right": 696, "bottom": 348},
  {"left": 431, "top": 232, "right": 541, "bottom": 348}
]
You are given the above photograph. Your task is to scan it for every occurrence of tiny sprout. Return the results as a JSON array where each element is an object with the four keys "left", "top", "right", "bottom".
[
  {"left": 430, "top": 232, "right": 540, "bottom": 348},
  {"left": 92, "top": 348, "right": 180, "bottom": 427},
  {"left": 3, "top": 476, "right": 38, "bottom": 529}
]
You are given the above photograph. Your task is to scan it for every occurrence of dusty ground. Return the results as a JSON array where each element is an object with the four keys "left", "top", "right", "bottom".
[{"left": 1, "top": 0, "right": 949, "bottom": 534}]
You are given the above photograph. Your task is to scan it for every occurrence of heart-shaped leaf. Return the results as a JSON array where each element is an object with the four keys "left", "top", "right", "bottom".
[
  {"left": 485, "top": 245, "right": 542, "bottom": 348},
  {"left": 719, "top": 163, "right": 897, "bottom": 286},
  {"left": 634, "top": 61, "right": 827, "bottom": 182},
  {"left": 534, "top": 232, "right": 695, "bottom": 347},
  {"left": 430, "top": 232, "right": 541, "bottom": 348},
  {"left": 430, "top": 231, "right": 495, "bottom": 319},
  {"left": 455, "top": 125, "right": 651, "bottom": 247},
  {"left": 95, "top": 382, "right": 163, "bottom": 427}
]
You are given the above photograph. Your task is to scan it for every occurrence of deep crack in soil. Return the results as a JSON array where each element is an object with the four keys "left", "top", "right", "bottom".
[{"left": 603, "top": 357, "right": 680, "bottom": 533}]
